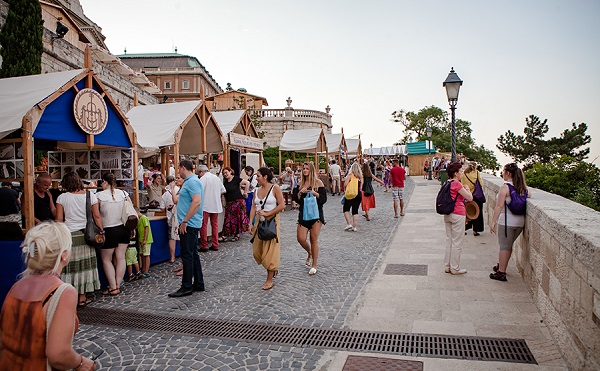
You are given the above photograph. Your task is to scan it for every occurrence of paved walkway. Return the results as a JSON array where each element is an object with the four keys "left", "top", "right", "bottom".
[{"left": 73, "top": 177, "right": 568, "bottom": 370}]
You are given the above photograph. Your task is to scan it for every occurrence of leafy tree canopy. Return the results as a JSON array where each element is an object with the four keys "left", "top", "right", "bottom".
[
  {"left": 0, "top": 0, "right": 43, "bottom": 78},
  {"left": 391, "top": 106, "right": 499, "bottom": 171},
  {"left": 497, "top": 115, "right": 590, "bottom": 169},
  {"left": 525, "top": 155, "right": 600, "bottom": 211}
]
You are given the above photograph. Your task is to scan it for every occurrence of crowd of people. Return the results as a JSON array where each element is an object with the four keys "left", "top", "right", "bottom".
[{"left": 0, "top": 152, "right": 528, "bottom": 368}]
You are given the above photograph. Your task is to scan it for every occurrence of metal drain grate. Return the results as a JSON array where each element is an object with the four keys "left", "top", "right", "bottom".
[
  {"left": 384, "top": 264, "right": 428, "bottom": 276},
  {"left": 79, "top": 307, "right": 537, "bottom": 364},
  {"left": 343, "top": 356, "right": 423, "bottom": 370}
]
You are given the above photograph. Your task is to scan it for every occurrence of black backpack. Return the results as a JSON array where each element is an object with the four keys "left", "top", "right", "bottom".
[{"left": 436, "top": 180, "right": 459, "bottom": 215}]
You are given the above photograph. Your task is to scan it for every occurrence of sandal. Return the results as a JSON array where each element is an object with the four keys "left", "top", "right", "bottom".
[
  {"left": 78, "top": 298, "right": 93, "bottom": 308},
  {"left": 218, "top": 236, "right": 228, "bottom": 243},
  {"left": 102, "top": 288, "right": 120, "bottom": 296},
  {"left": 305, "top": 257, "right": 313, "bottom": 267},
  {"left": 273, "top": 270, "right": 279, "bottom": 279},
  {"left": 231, "top": 236, "right": 240, "bottom": 242}
]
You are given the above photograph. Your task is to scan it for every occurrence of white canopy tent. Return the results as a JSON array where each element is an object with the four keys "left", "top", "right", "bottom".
[
  {"left": 126, "top": 100, "right": 224, "bottom": 178},
  {"left": 0, "top": 69, "right": 84, "bottom": 140},
  {"left": 211, "top": 109, "right": 262, "bottom": 169},
  {"left": 279, "top": 129, "right": 327, "bottom": 174}
]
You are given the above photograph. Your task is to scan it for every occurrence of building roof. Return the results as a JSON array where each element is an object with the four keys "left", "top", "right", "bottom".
[
  {"left": 117, "top": 53, "right": 222, "bottom": 92},
  {"left": 406, "top": 141, "right": 435, "bottom": 155},
  {"left": 205, "top": 90, "right": 269, "bottom": 107}
]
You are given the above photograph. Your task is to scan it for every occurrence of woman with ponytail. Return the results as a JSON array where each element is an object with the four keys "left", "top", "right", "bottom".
[
  {"left": 96, "top": 172, "right": 131, "bottom": 295},
  {"left": 489, "top": 163, "right": 529, "bottom": 281}
]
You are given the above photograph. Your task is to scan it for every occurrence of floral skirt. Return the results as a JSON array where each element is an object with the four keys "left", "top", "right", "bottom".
[
  {"left": 223, "top": 199, "right": 249, "bottom": 236},
  {"left": 61, "top": 231, "right": 101, "bottom": 294}
]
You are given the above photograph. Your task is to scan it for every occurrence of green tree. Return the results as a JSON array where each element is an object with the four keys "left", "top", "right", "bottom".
[
  {"left": 0, "top": 0, "right": 43, "bottom": 78},
  {"left": 391, "top": 106, "right": 499, "bottom": 171},
  {"left": 497, "top": 115, "right": 591, "bottom": 169},
  {"left": 525, "top": 155, "right": 600, "bottom": 211}
]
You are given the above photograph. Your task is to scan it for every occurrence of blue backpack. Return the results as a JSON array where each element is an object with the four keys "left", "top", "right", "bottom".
[{"left": 506, "top": 183, "right": 527, "bottom": 215}]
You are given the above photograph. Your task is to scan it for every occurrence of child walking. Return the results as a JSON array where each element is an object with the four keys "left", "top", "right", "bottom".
[
  {"left": 136, "top": 208, "right": 153, "bottom": 278},
  {"left": 126, "top": 230, "right": 141, "bottom": 281}
]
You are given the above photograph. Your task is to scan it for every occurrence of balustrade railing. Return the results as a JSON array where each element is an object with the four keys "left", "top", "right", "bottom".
[{"left": 252, "top": 109, "right": 330, "bottom": 121}]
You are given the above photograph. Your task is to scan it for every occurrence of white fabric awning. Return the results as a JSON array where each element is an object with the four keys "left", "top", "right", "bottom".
[
  {"left": 211, "top": 110, "right": 245, "bottom": 137},
  {"left": 280, "top": 129, "right": 326, "bottom": 153},
  {"left": 0, "top": 69, "right": 84, "bottom": 139},
  {"left": 325, "top": 133, "right": 343, "bottom": 152},
  {"left": 346, "top": 138, "right": 361, "bottom": 154},
  {"left": 127, "top": 101, "right": 201, "bottom": 149}
]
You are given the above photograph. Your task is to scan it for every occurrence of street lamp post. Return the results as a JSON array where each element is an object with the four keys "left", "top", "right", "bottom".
[
  {"left": 443, "top": 67, "right": 463, "bottom": 162},
  {"left": 426, "top": 126, "right": 433, "bottom": 180}
]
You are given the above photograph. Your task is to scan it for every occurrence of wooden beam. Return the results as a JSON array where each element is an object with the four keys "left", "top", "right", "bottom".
[
  {"left": 132, "top": 132, "right": 139, "bottom": 207},
  {"left": 22, "top": 116, "right": 35, "bottom": 231},
  {"left": 278, "top": 150, "right": 282, "bottom": 175}
]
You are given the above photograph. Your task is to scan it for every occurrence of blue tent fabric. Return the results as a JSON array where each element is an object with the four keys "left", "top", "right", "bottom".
[
  {"left": 406, "top": 141, "right": 435, "bottom": 155},
  {"left": 33, "top": 81, "right": 131, "bottom": 147}
]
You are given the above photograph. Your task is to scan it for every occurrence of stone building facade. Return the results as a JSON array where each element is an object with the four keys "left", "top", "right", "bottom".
[
  {"left": 0, "top": 0, "right": 159, "bottom": 112},
  {"left": 118, "top": 53, "right": 222, "bottom": 102}
]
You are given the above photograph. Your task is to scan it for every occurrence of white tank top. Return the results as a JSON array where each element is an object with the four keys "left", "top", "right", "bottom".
[
  {"left": 254, "top": 185, "right": 278, "bottom": 212},
  {"left": 498, "top": 181, "right": 525, "bottom": 227}
]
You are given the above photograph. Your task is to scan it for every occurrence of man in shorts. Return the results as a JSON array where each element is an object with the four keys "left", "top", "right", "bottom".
[
  {"left": 389, "top": 159, "right": 406, "bottom": 217},
  {"left": 328, "top": 159, "right": 341, "bottom": 195}
]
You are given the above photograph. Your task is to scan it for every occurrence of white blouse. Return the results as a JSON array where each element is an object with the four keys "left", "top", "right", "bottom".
[
  {"left": 96, "top": 189, "right": 127, "bottom": 228},
  {"left": 56, "top": 192, "right": 98, "bottom": 232}
]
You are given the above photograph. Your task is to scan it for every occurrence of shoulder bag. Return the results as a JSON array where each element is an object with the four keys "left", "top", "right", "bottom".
[
  {"left": 465, "top": 173, "right": 486, "bottom": 203},
  {"left": 84, "top": 191, "right": 105, "bottom": 248},
  {"left": 345, "top": 175, "right": 359, "bottom": 199},
  {"left": 363, "top": 178, "right": 374, "bottom": 197},
  {"left": 256, "top": 185, "right": 278, "bottom": 241},
  {"left": 121, "top": 190, "right": 139, "bottom": 230}
]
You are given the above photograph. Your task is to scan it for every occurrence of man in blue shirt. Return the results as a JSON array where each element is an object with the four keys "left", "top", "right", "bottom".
[{"left": 168, "top": 160, "right": 205, "bottom": 297}]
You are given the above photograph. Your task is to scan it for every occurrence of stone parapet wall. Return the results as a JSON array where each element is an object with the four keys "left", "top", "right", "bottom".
[{"left": 482, "top": 173, "right": 600, "bottom": 370}]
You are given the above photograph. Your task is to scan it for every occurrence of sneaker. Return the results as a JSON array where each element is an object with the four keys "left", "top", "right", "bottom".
[
  {"left": 352, "top": 227, "right": 358, "bottom": 232},
  {"left": 168, "top": 288, "right": 193, "bottom": 297},
  {"left": 450, "top": 268, "right": 467, "bottom": 275},
  {"left": 344, "top": 225, "right": 353, "bottom": 231},
  {"left": 489, "top": 271, "right": 507, "bottom": 281}
]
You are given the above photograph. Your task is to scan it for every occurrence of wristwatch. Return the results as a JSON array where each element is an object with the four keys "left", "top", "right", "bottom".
[{"left": 181, "top": 220, "right": 188, "bottom": 224}]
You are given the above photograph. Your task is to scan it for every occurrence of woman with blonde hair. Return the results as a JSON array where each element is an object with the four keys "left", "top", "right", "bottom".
[
  {"left": 343, "top": 162, "right": 363, "bottom": 232},
  {"left": 249, "top": 167, "right": 286, "bottom": 290},
  {"left": 0, "top": 222, "right": 96, "bottom": 370},
  {"left": 292, "top": 162, "right": 327, "bottom": 275},
  {"left": 461, "top": 161, "right": 485, "bottom": 236}
]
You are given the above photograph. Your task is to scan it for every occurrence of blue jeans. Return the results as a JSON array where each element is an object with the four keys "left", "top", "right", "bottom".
[{"left": 179, "top": 226, "right": 204, "bottom": 290}]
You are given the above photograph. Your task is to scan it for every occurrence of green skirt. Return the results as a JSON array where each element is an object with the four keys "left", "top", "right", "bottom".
[{"left": 61, "top": 231, "right": 101, "bottom": 294}]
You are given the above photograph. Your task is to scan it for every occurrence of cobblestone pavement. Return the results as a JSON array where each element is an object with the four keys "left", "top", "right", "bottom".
[{"left": 74, "top": 179, "right": 415, "bottom": 369}]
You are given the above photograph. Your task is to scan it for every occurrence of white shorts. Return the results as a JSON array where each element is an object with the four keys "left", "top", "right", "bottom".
[{"left": 391, "top": 187, "right": 404, "bottom": 200}]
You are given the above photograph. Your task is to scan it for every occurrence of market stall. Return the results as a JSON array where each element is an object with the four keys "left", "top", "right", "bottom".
[
  {"left": 212, "top": 109, "right": 263, "bottom": 175},
  {"left": 345, "top": 137, "right": 363, "bottom": 163},
  {"left": 0, "top": 49, "right": 138, "bottom": 306},
  {"left": 126, "top": 99, "right": 225, "bottom": 263},
  {"left": 278, "top": 129, "right": 328, "bottom": 175},
  {"left": 324, "top": 133, "right": 347, "bottom": 163}
]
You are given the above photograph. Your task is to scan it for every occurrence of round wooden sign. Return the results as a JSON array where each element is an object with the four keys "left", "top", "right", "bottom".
[{"left": 73, "top": 88, "right": 108, "bottom": 135}]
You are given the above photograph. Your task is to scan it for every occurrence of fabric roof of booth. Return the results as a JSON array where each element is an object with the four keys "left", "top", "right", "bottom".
[
  {"left": 0, "top": 69, "right": 84, "bottom": 140},
  {"left": 324, "top": 133, "right": 344, "bottom": 152},
  {"left": 211, "top": 110, "right": 245, "bottom": 136},
  {"left": 346, "top": 138, "right": 361, "bottom": 154},
  {"left": 126, "top": 100, "right": 223, "bottom": 156},
  {"left": 280, "top": 129, "right": 326, "bottom": 153}
]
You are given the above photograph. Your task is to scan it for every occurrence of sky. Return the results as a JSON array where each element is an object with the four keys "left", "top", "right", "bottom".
[{"left": 78, "top": 0, "right": 600, "bottom": 166}]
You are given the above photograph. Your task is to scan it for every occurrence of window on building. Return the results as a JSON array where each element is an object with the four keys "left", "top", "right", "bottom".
[
  {"left": 164, "top": 81, "right": 172, "bottom": 90},
  {"left": 182, "top": 80, "right": 190, "bottom": 90}
]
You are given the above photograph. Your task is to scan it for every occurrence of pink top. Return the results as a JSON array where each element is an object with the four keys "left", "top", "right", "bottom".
[{"left": 449, "top": 180, "right": 466, "bottom": 216}]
